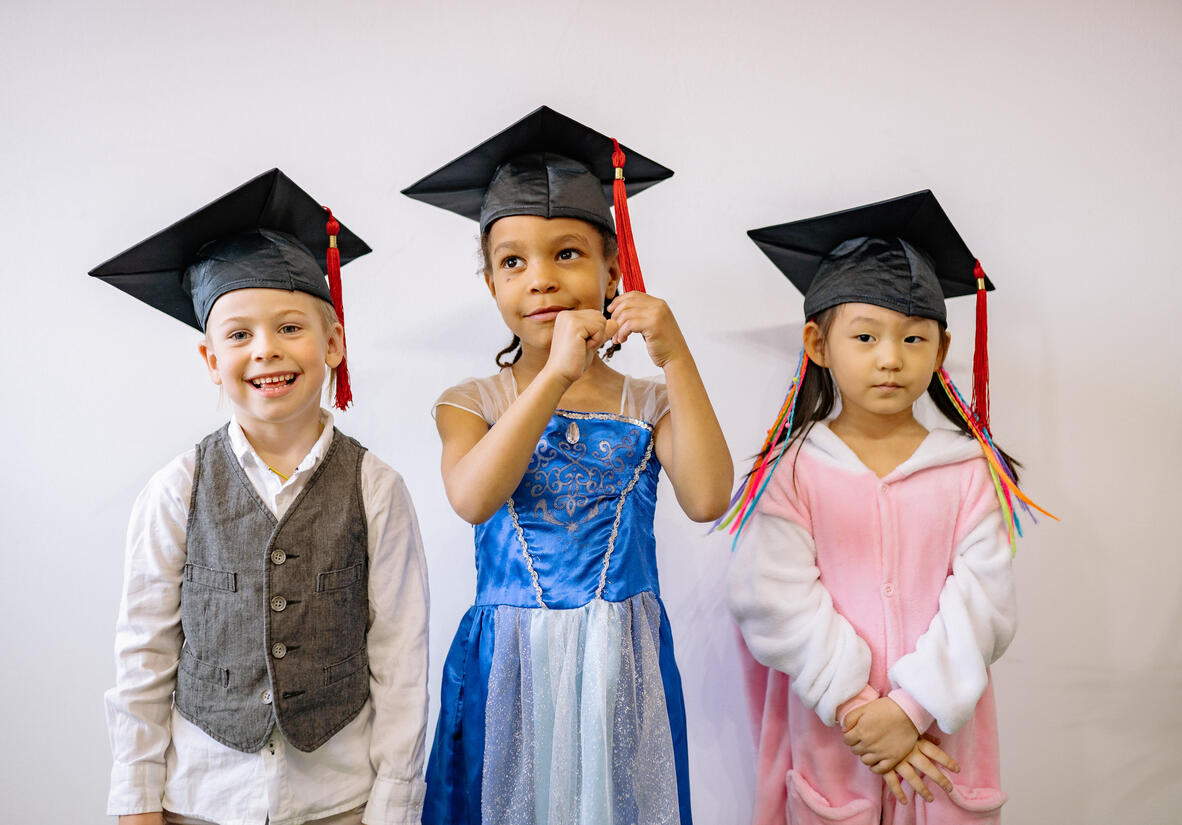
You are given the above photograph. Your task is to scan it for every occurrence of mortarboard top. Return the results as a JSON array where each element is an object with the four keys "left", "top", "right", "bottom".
[
  {"left": 748, "top": 190, "right": 994, "bottom": 324},
  {"left": 89, "top": 168, "right": 371, "bottom": 331},
  {"left": 401, "top": 105, "right": 674, "bottom": 236}
]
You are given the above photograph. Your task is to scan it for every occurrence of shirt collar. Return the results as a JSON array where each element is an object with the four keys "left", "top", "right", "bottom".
[{"left": 226, "top": 409, "right": 337, "bottom": 475}]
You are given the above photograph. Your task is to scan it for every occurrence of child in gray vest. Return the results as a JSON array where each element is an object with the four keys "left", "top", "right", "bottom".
[{"left": 93, "top": 169, "right": 430, "bottom": 825}]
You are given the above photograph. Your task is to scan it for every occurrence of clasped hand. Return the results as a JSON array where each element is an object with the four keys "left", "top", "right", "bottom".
[
  {"left": 843, "top": 698, "right": 960, "bottom": 805},
  {"left": 544, "top": 293, "right": 688, "bottom": 384}
]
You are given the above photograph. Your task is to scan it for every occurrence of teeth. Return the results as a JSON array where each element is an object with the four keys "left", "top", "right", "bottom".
[{"left": 251, "top": 373, "right": 294, "bottom": 386}]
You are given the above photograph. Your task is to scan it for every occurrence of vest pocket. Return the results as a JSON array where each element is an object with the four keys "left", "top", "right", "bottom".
[
  {"left": 316, "top": 563, "right": 363, "bottom": 592},
  {"left": 183, "top": 563, "right": 237, "bottom": 592},
  {"left": 785, "top": 770, "right": 877, "bottom": 824},
  {"left": 180, "top": 645, "right": 230, "bottom": 688},
  {"left": 324, "top": 648, "right": 368, "bottom": 685}
]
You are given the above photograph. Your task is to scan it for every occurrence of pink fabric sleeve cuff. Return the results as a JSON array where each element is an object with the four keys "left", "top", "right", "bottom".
[
  {"left": 835, "top": 685, "right": 880, "bottom": 727},
  {"left": 887, "top": 688, "right": 935, "bottom": 734}
]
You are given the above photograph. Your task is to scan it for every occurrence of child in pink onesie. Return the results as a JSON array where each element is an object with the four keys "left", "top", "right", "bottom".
[{"left": 723, "top": 191, "right": 1052, "bottom": 825}]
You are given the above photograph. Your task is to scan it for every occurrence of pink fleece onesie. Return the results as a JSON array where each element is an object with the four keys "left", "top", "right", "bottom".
[{"left": 728, "top": 422, "right": 1016, "bottom": 825}]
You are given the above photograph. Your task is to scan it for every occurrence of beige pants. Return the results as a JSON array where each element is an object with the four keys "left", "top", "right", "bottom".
[{"left": 163, "top": 805, "right": 365, "bottom": 825}]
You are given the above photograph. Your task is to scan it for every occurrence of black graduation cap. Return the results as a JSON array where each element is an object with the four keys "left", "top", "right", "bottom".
[
  {"left": 748, "top": 190, "right": 994, "bottom": 324},
  {"left": 402, "top": 105, "right": 672, "bottom": 292},
  {"left": 402, "top": 105, "right": 673, "bottom": 231},
  {"left": 89, "top": 168, "right": 371, "bottom": 331}
]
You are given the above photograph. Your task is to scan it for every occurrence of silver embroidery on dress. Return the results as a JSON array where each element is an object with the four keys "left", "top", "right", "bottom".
[{"left": 489, "top": 413, "right": 676, "bottom": 823}]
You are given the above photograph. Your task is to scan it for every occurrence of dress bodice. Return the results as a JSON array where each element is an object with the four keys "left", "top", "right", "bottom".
[{"left": 473, "top": 411, "right": 662, "bottom": 609}]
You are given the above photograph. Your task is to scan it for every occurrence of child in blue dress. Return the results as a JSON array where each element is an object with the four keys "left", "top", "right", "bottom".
[{"left": 404, "top": 107, "right": 733, "bottom": 825}]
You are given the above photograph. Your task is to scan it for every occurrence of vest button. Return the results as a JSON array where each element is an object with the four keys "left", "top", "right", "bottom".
[
  {"left": 260, "top": 689, "right": 273, "bottom": 705},
  {"left": 270, "top": 596, "right": 287, "bottom": 612},
  {"left": 272, "top": 642, "right": 287, "bottom": 659},
  {"left": 271, "top": 549, "right": 287, "bottom": 565}
]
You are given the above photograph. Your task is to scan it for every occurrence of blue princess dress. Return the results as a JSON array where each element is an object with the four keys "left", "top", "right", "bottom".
[{"left": 423, "top": 368, "right": 691, "bottom": 825}]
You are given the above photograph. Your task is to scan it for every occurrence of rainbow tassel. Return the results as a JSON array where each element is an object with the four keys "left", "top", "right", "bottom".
[
  {"left": 716, "top": 348, "right": 810, "bottom": 545},
  {"left": 937, "top": 368, "right": 1057, "bottom": 553}
]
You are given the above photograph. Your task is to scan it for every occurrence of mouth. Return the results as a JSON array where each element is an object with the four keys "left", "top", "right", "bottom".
[
  {"left": 526, "top": 305, "right": 569, "bottom": 321},
  {"left": 247, "top": 372, "right": 298, "bottom": 395},
  {"left": 874, "top": 383, "right": 904, "bottom": 391}
]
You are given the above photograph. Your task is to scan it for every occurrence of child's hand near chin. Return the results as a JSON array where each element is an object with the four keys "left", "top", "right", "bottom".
[
  {"left": 842, "top": 697, "right": 919, "bottom": 773},
  {"left": 607, "top": 292, "right": 688, "bottom": 369},
  {"left": 545, "top": 309, "right": 615, "bottom": 384},
  {"left": 883, "top": 738, "right": 961, "bottom": 805}
]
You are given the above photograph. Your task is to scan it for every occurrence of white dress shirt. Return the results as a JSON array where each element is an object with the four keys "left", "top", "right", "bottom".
[{"left": 105, "top": 412, "right": 429, "bottom": 825}]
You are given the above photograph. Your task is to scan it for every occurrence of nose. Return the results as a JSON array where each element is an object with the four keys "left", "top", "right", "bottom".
[
  {"left": 876, "top": 339, "right": 903, "bottom": 371},
  {"left": 252, "top": 329, "right": 282, "bottom": 360},
  {"left": 528, "top": 260, "right": 559, "bottom": 294}
]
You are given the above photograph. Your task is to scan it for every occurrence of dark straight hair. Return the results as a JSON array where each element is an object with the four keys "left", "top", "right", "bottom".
[{"left": 752, "top": 306, "right": 1021, "bottom": 485}]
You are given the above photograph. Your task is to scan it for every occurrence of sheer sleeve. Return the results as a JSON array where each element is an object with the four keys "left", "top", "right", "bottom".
[
  {"left": 432, "top": 368, "right": 518, "bottom": 425},
  {"left": 620, "top": 375, "right": 669, "bottom": 425}
]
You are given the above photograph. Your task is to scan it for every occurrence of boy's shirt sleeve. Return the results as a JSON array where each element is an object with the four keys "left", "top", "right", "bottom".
[
  {"left": 887, "top": 457, "right": 1018, "bottom": 735},
  {"left": 360, "top": 454, "right": 430, "bottom": 825},
  {"left": 726, "top": 453, "right": 874, "bottom": 727},
  {"left": 105, "top": 451, "right": 193, "bottom": 815}
]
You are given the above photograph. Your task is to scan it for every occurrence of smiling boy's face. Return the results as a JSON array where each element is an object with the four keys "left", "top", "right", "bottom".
[
  {"left": 198, "top": 288, "right": 342, "bottom": 436},
  {"left": 483, "top": 215, "right": 620, "bottom": 356}
]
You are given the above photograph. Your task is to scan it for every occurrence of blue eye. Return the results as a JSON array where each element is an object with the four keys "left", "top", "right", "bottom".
[
  {"left": 228, "top": 330, "right": 250, "bottom": 342},
  {"left": 279, "top": 324, "right": 301, "bottom": 334}
]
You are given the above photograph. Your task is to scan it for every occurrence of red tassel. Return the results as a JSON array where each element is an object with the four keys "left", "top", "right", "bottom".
[
  {"left": 610, "top": 138, "right": 646, "bottom": 294},
  {"left": 971, "top": 260, "right": 989, "bottom": 431},
  {"left": 324, "top": 207, "right": 352, "bottom": 410}
]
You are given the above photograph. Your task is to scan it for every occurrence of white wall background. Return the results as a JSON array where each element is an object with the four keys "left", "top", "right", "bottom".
[{"left": 2, "top": 1, "right": 1179, "bottom": 822}]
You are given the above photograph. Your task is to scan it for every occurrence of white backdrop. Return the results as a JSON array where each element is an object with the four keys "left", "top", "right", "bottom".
[{"left": 2, "top": 1, "right": 1180, "bottom": 822}]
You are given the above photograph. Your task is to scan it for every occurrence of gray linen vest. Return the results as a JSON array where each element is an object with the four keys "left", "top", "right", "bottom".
[{"left": 175, "top": 425, "right": 370, "bottom": 752}]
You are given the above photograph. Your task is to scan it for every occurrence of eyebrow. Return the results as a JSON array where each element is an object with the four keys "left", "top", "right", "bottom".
[
  {"left": 491, "top": 240, "right": 523, "bottom": 256},
  {"left": 552, "top": 233, "right": 592, "bottom": 247},
  {"left": 845, "top": 315, "right": 932, "bottom": 328},
  {"left": 213, "top": 309, "right": 310, "bottom": 328}
]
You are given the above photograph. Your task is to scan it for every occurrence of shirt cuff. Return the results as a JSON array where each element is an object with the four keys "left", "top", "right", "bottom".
[
  {"left": 363, "top": 776, "right": 426, "bottom": 825},
  {"left": 887, "top": 688, "right": 936, "bottom": 735},
  {"left": 107, "top": 761, "right": 166, "bottom": 815},
  {"left": 835, "top": 685, "right": 879, "bottom": 727}
]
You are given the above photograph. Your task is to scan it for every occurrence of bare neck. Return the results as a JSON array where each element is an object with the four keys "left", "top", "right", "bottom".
[
  {"left": 237, "top": 412, "right": 325, "bottom": 479},
  {"left": 512, "top": 349, "right": 623, "bottom": 413},
  {"left": 829, "top": 406, "right": 928, "bottom": 479}
]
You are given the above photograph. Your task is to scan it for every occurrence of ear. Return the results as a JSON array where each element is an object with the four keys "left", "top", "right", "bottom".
[
  {"left": 197, "top": 339, "right": 222, "bottom": 386},
  {"left": 325, "top": 320, "right": 344, "bottom": 369},
  {"left": 604, "top": 250, "right": 621, "bottom": 302},
  {"left": 935, "top": 327, "right": 951, "bottom": 371},
  {"left": 484, "top": 271, "right": 497, "bottom": 300},
  {"left": 803, "top": 320, "right": 828, "bottom": 367}
]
